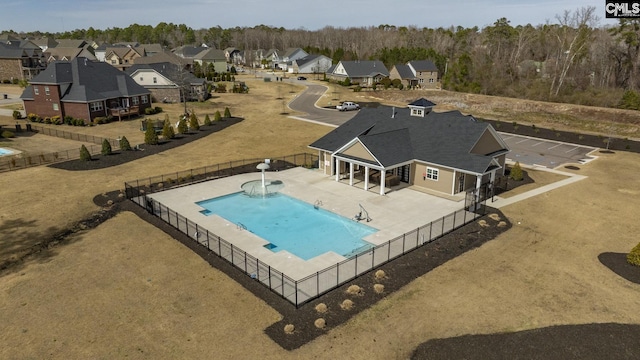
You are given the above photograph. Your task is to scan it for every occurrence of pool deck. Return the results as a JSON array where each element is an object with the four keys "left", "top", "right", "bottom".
[{"left": 147, "top": 167, "right": 465, "bottom": 280}]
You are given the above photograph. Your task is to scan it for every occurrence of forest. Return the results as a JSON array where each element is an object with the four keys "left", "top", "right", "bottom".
[{"left": 4, "top": 6, "right": 640, "bottom": 110}]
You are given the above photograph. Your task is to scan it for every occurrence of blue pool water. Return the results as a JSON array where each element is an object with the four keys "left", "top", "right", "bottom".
[
  {"left": 197, "top": 192, "right": 377, "bottom": 260},
  {"left": 0, "top": 148, "right": 14, "bottom": 156}
]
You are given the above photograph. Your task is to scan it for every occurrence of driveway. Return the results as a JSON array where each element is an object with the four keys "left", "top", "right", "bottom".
[
  {"left": 500, "top": 133, "right": 598, "bottom": 168},
  {"left": 287, "top": 82, "right": 357, "bottom": 127}
]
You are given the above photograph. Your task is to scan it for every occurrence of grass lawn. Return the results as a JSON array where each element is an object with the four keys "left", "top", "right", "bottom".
[{"left": 0, "top": 78, "right": 639, "bottom": 359}]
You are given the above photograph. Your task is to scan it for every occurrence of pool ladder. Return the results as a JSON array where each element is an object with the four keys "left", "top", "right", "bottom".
[
  {"left": 354, "top": 204, "right": 372, "bottom": 222},
  {"left": 237, "top": 222, "right": 247, "bottom": 230},
  {"left": 314, "top": 200, "right": 323, "bottom": 209}
]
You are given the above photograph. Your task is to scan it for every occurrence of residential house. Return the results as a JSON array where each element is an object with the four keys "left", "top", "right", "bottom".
[
  {"left": 139, "top": 43, "right": 164, "bottom": 56},
  {"left": 224, "top": 47, "right": 244, "bottom": 65},
  {"left": 45, "top": 46, "right": 96, "bottom": 63},
  {"left": 0, "top": 40, "right": 46, "bottom": 81},
  {"left": 308, "top": 98, "right": 509, "bottom": 198},
  {"left": 104, "top": 46, "right": 146, "bottom": 71},
  {"left": 20, "top": 57, "right": 151, "bottom": 122},
  {"left": 278, "top": 48, "right": 308, "bottom": 71},
  {"left": 292, "top": 54, "right": 332, "bottom": 75},
  {"left": 126, "top": 62, "right": 208, "bottom": 103},
  {"left": 53, "top": 39, "right": 87, "bottom": 49},
  {"left": 326, "top": 60, "right": 389, "bottom": 87},
  {"left": 389, "top": 60, "right": 439, "bottom": 89},
  {"left": 193, "top": 48, "right": 227, "bottom": 73},
  {"left": 31, "top": 37, "right": 59, "bottom": 52}
]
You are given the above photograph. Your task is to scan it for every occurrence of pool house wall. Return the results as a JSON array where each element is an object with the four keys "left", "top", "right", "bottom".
[{"left": 124, "top": 153, "right": 487, "bottom": 307}]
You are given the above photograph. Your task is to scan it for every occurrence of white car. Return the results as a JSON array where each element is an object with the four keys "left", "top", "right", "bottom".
[{"left": 336, "top": 101, "right": 360, "bottom": 111}]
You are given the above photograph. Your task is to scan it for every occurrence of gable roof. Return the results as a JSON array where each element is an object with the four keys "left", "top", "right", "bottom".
[
  {"left": 126, "top": 62, "right": 204, "bottom": 85},
  {"left": 0, "top": 41, "right": 43, "bottom": 59},
  {"left": 408, "top": 98, "right": 437, "bottom": 108},
  {"left": 173, "top": 45, "right": 209, "bottom": 58},
  {"left": 194, "top": 48, "right": 226, "bottom": 61},
  {"left": 295, "top": 54, "right": 331, "bottom": 67},
  {"left": 310, "top": 106, "right": 508, "bottom": 174},
  {"left": 337, "top": 60, "right": 389, "bottom": 77},
  {"left": 392, "top": 64, "right": 416, "bottom": 79},
  {"left": 53, "top": 39, "right": 87, "bottom": 48},
  {"left": 408, "top": 60, "right": 438, "bottom": 72},
  {"left": 21, "top": 57, "right": 149, "bottom": 102},
  {"left": 133, "top": 50, "right": 185, "bottom": 66},
  {"left": 45, "top": 47, "right": 96, "bottom": 62}
]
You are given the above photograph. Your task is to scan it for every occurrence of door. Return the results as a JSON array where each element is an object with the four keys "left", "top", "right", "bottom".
[
  {"left": 400, "top": 165, "right": 410, "bottom": 183},
  {"left": 458, "top": 174, "right": 465, "bottom": 193}
]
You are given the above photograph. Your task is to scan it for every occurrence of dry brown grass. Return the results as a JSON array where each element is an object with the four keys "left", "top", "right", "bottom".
[
  {"left": 374, "top": 269, "right": 387, "bottom": 280},
  {"left": 314, "top": 318, "right": 326, "bottom": 329},
  {"left": 1, "top": 79, "right": 640, "bottom": 360},
  {"left": 488, "top": 213, "right": 502, "bottom": 221},
  {"left": 284, "top": 324, "right": 295, "bottom": 334},
  {"left": 340, "top": 299, "right": 355, "bottom": 311},
  {"left": 373, "top": 284, "right": 385, "bottom": 294},
  {"left": 346, "top": 284, "right": 364, "bottom": 296},
  {"left": 315, "top": 303, "right": 328, "bottom": 314}
]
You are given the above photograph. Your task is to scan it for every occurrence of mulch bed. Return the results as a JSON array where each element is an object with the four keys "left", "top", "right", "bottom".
[
  {"left": 599, "top": 252, "right": 640, "bottom": 285},
  {"left": 411, "top": 323, "right": 640, "bottom": 360},
  {"left": 48, "top": 117, "right": 243, "bottom": 171}
]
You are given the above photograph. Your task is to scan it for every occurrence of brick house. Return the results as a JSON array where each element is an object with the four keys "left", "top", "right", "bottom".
[
  {"left": 20, "top": 57, "right": 151, "bottom": 122},
  {"left": 0, "top": 40, "right": 46, "bottom": 82},
  {"left": 389, "top": 60, "right": 439, "bottom": 89}
]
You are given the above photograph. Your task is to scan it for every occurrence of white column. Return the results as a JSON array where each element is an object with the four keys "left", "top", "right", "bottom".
[
  {"left": 335, "top": 159, "right": 340, "bottom": 182},
  {"left": 364, "top": 167, "right": 369, "bottom": 190},
  {"left": 379, "top": 171, "right": 386, "bottom": 195},
  {"left": 475, "top": 174, "right": 482, "bottom": 210},
  {"left": 349, "top": 162, "right": 354, "bottom": 186}
]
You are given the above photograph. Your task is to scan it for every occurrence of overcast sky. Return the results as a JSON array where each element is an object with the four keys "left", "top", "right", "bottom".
[{"left": 2, "top": 0, "right": 617, "bottom": 33}]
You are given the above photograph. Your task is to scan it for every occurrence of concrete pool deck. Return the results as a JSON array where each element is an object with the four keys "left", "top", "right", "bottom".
[{"left": 147, "top": 167, "right": 466, "bottom": 280}]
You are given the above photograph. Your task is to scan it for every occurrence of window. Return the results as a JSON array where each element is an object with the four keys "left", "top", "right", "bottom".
[
  {"left": 141, "top": 95, "right": 148, "bottom": 104},
  {"left": 139, "top": 77, "right": 144, "bottom": 81},
  {"left": 429, "top": 78, "right": 434, "bottom": 83},
  {"left": 34, "top": 87, "right": 39, "bottom": 95},
  {"left": 411, "top": 108, "right": 423, "bottom": 116},
  {"left": 111, "top": 59, "right": 116, "bottom": 64},
  {"left": 153, "top": 77, "right": 157, "bottom": 84},
  {"left": 132, "top": 97, "right": 139, "bottom": 105},
  {"left": 44, "top": 86, "right": 50, "bottom": 95},
  {"left": 52, "top": 103, "right": 59, "bottom": 111},
  {"left": 419, "top": 79, "right": 424, "bottom": 83},
  {"left": 426, "top": 167, "right": 439, "bottom": 181},
  {"left": 90, "top": 102, "right": 103, "bottom": 112}
]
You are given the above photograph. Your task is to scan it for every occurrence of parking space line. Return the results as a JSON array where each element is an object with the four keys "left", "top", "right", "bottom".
[
  {"left": 548, "top": 143, "right": 562, "bottom": 149},
  {"left": 565, "top": 146, "right": 579, "bottom": 153},
  {"left": 516, "top": 138, "right": 529, "bottom": 144},
  {"left": 531, "top": 141, "right": 544, "bottom": 147}
]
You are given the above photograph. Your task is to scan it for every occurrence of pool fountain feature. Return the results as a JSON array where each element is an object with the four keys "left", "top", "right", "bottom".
[
  {"left": 256, "top": 162, "right": 270, "bottom": 194},
  {"left": 239, "top": 162, "right": 285, "bottom": 197}
]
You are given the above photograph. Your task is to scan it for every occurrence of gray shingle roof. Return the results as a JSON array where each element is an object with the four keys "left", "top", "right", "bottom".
[
  {"left": 408, "top": 98, "right": 437, "bottom": 108},
  {"left": 393, "top": 64, "right": 416, "bottom": 79},
  {"left": 309, "top": 106, "right": 507, "bottom": 174},
  {"left": 408, "top": 60, "right": 438, "bottom": 72},
  {"left": 126, "top": 62, "right": 203, "bottom": 85},
  {"left": 21, "top": 57, "right": 149, "bottom": 102},
  {"left": 338, "top": 60, "right": 389, "bottom": 77}
]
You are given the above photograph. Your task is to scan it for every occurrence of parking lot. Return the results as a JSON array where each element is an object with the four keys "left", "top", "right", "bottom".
[{"left": 500, "top": 133, "right": 598, "bottom": 168}]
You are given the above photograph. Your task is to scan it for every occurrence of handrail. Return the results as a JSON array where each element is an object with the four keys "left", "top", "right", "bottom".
[
  {"left": 237, "top": 222, "right": 247, "bottom": 230},
  {"left": 314, "top": 200, "right": 323, "bottom": 209},
  {"left": 355, "top": 203, "right": 372, "bottom": 222}
]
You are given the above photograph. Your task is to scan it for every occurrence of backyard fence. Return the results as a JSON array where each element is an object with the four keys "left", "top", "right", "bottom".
[
  {"left": 124, "top": 155, "right": 485, "bottom": 307},
  {"left": 0, "top": 124, "right": 121, "bottom": 172}
]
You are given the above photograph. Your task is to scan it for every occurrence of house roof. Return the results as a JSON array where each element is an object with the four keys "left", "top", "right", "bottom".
[
  {"left": 31, "top": 37, "right": 59, "bottom": 49},
  {"left": 173, "top": 45, "right": 209, "bottom": 58},
  {"left": 392, "top": 64, "right": 416, "bottom": 79},
  {"left": 53, "top": 39, "right": 87, "bottom": 48},
  {"left": 133, "top": 50, "right": 185, "bottom": 66},
  {"left": 408, "top": 60, "right": 438, "bottom": 72},
  {"left": 337, "top": 60, "right": 389, "bottom": 77},
  {"left": 0, "top": 41, "right": 43, "bottom": 59},
  {"left": 295, "top": 54, "right": 331, "bottom": 67},
  {"left": 194, "top": 48, "right": 226, "bottom": 61},
  {"left": 309, "top": 106, "right": 508, "bottom": 174},
  {"left": 408, "top": 98, "right": 437, "bottom": 108},
  {"left": 45, "top": 47, "right": 96, "bottom": 62},
  {"left": 125, "top": 62, "right": 204, "bottom": 85},
  {"left": 21, "top": 57, "right": 150, "bottom": 102}
]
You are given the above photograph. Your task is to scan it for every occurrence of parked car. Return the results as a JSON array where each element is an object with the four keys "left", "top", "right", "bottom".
[
  {"left": 336, "top": 101, "right": 360, "bottom": 111},
  {"left": 297, "top": 76, "right": 307, "bottom": 80}
]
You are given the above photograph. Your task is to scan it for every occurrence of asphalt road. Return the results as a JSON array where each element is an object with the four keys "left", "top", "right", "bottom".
[
  {"left": 501, "top": 132, "right": 598, "bottom": 169},
  {"left": 287, "top": 82, "right": 358, "bottom": 127}
]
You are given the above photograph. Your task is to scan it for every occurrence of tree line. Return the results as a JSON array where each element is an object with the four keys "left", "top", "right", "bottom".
[{"left": 5, "top": 6, "right": 640, "bottom": 110}]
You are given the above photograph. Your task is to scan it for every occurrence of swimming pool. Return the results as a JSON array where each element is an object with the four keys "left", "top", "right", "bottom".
[
  {"left": 197, "top": 192, "right": 377, "bottom": 260},
  {"left": 0, "top": 148, "right": 14, "bottom": 156}
]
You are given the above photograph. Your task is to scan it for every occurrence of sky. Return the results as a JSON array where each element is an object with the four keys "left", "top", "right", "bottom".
[{"left": 2, "top": 0, "right": 618, "bottom": 34}]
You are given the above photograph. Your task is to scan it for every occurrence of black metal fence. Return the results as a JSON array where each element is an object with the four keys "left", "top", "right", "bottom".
[
  {"left": 124, "top": 154, "right": 485, "bottom": 307},
  {"left": 0, "top": 125, "right": 121, "bottom": 172}
]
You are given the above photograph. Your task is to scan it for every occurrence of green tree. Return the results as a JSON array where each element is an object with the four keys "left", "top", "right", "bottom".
[
  {"left": 224, "top": 107, "right": 231, "bottom": 118},
  {"left": 214, "top": 110, "right": 221, "bottom": 121},
  {"left": 162, "top": 117, "right": 175, "bottom": 139},
  {"left": 144, "top": 120, "right": 159, "bottom": 145},
  {"left": 177, "top": 116, "right": 188, "bottom": 134},
  {"left": 509, "top": 161, "right": 524, "bottom": 181},
  {"left": 189, "top": 112, "right": 200, "bottom": 131},
  {"left": 618, "top": 90, "right": 640, "bottom": 110},
  {"left": 119, "top": 136, "right": 132, "bottom": 151},
  {"left": 79, "top": 144, "right": 92, "bottom": 161},
  {"left": 204, "top": 114, "right": 212, "bottom": 126},
  {"left": 628, "top": 242, "right": 640, "bottom": 266},
  {"left": 101, "top": 139, "right": 112, "bottom": 156}
]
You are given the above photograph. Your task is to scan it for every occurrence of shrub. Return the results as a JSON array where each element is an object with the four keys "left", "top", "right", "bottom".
[
  {"left": 162, "top": 118, "right": 175, "bottom": 139},
  {"left": 314, "top": 318, "right": 326, "bottom": 329},
  {"left": 155, "top": 106, "right": 162, "bottom": 113},
  {"left": 12, "top": 110, "right": 21, "bottom": 119},
  {"left": 144, "top": 120, "right": 159, "bottom": 145},
  {"left": 353, "top": 86, "right": 362, "bottom": 92},
  {"left": 177, "top": 118, "right": 188, "bottom": 134},
  {"left": 373, "top": 284, "right": 384, "bottom": 294},
  {"left": 101, "top": 139, "right": 112, "bottom": 155},
  {"left": 119, "top": 136, "right": 132, "bottom": 151},
  {"left": 346, "top": 284, "right": 364, "bottom": 296},
  {"left": 314, "top": 303, "right": 328, "bottom": 313},
  {"left": 509, "top": 161, "right": 523, "bottom": 181},
  {"left": 189, "top": 112, "right": 200, "bottom": 131},
  {"left": 627, "top": 242, "right": 640, "bottom": 267},
  {"left": 284, "top": 324, "right": 295, "bottom": 334},
  {"left": 64, "top": 115, "right": 73, "bottom": 125},
  {"left": 145, "top": 107, "right": 154, "bottom": 115},
  {"left": 204, "top": 114, "right": 211, "bottom": 126},
  {"left": 340, "top": 299, "right": 354, "bottom": 310},
  {"left": 1, "top": 130, "right": 14, "bottom": 138},
  {"left": 374, "top": 270, "right": 386, "bottom": 280},
  {"left": 51, "top": 115, "right": 62, "bottom": 125},
  {"left": 224, "top": 107, "right": 231, "bottom": 118},
  {"left": 79, "top": 144, "right": 92, "bottom": 161},
  {"left": 214, "top": 110, "right": 221, "bottom": 121}
]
